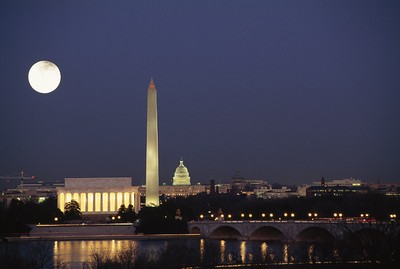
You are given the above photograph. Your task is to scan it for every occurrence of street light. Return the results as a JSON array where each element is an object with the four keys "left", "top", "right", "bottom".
[
  {"left": 308, "top": 213, "right": 318, "bottom": 220},
  {"left": 261, "top": 213, "right": 266, "bottom": 218},
  {"left": 249, "top": 214, "right": 253, "bottom": 218},
  {"left": 269, "top": 213, "right": 274, "bottom": 218},
  {"left": 284, "top": 213, "right": 288, "bottom": 217},
  {"left": 241, "top": 213, "right": 245, "bottom": 218},
  {"left": 333, "top": 213, "right": 342, "bottom": 219}
]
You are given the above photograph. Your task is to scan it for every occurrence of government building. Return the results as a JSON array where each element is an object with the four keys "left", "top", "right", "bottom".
[
  {"left": 56, "top": 159, "right": 206, "bottom": 217},
  {"left": 57, "top": 178, "right": 141, "bottom": 215}
]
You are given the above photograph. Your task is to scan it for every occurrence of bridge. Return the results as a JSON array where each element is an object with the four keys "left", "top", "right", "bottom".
[{"left": 188, "top": 220, "right": 384, "bottom": 242}]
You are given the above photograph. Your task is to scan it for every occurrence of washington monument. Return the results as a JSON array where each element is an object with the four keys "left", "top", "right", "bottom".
[{"left": 145, "top": 78, "right": 159, "bottom": 206}]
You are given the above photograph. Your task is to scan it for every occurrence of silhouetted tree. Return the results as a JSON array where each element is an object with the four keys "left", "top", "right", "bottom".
[
  {"left": 126, "top": 204, "right": 137, "bottom": 222},
  {"left": 64, "top": 199, "right": 82, "bottom": 220}
]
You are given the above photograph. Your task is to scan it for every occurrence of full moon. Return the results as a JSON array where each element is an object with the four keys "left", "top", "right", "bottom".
[{"left": 28, "top": 60, "right": 61, "bottom": 94}]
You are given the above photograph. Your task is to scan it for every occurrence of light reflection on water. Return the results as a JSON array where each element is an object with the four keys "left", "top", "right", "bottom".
[
  {"left": 283, "top": 243, "right": 289, "bottom": 263},
  {"left": 1, "top": 238, "right": 339, "bottom": 268},
  {"left": 220, "top": 240, "right": 226, "bottom": 263},
  {"left": 53, "top": 239, "right": 156, "bottom": 267},
  {"left": 240, "top": 241, "right": 246, "bottom": 262},
  {"left": 199, "top": 238, "right": 205, "bottom": 263},
  {"left": 261, "top": 242, "right": 267, "bottom": 262}
]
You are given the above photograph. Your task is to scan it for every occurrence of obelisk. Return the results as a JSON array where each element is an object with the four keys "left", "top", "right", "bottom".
[{"left": 145, "top": 78, "right": 159, "bottom": 206}]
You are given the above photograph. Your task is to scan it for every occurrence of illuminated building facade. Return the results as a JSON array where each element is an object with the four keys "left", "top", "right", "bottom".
[
  {"left": 172, "top": 159, "right": 191, "bottom": 185},
  {"left": 57, "top": 178, "right": 140, "bottom": 214},
  {"left": 1, "top": 180, "right": 63, "bottom": 206},
  {"left": 145, "top": 78, "right": 159, "bottom": 206}
]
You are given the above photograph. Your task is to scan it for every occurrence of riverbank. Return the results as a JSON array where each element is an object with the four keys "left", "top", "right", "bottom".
[
  {"left": 7, "top": 233, "right": 200, "bottom": 241},
  {"left": 5, "top": 222, "right": 200, "bottom": 241}
]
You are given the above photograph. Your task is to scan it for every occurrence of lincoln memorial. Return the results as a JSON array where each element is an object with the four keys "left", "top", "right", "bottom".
[{"left": 57, "top": 177, "right": 141, "bottom": 215}]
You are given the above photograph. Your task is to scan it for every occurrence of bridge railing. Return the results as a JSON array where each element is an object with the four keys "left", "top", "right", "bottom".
[{"left": 189, "top": 220, "right": 344, "bottom": 224}]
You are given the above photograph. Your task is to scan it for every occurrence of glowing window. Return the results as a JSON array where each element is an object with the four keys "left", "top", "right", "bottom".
[
  {"left": 87, "top": 193, "right": 94, "bottom": 212},
  {"left": 66, "top": 193, "right": 72, "bottom": 203},
  {"left": 124, "top": 192, "right": 130, "bottom": 206},
  {"left": 95, "top": 193, "right": 101, "bottom": 212},
  {"left": 102, "top": 193, "right": 109, "bottom": 212},
  {"left": 117, "top": 192, "right": 123, "bottom": 208},
  {"left": 73, "top": 193, "right": 80, "bottom": 204},
  {"left": 59, "top": 193, "right": 65, "bottom": 211},
  {"left": 80, "top": 193, "right": 87, "bottom": 212},
  {"left": 110, "top": 192, "right": 116, "bottom": 212}
]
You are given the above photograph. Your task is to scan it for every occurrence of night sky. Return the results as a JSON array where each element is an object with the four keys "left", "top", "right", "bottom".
[{"left": 1, "top": 1, "right": 399, "bottom": 185}]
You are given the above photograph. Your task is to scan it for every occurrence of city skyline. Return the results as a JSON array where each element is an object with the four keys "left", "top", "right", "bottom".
[{"left": 0, "top": 1, "right": 399, "bottom": 185}]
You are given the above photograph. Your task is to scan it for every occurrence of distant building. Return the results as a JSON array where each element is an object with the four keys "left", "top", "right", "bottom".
[
  {"left": 369, "top": 182, "right": 400, "bottom": 196},
  {"left": 312, "top": 177, "right": 362, "bottom": 187},
  {"left": 229, "top": 171, "right": 268, "bottom": 195},
  {"left": 255, "top": 185, "right": 299, "bottom": 199},
  {"left": 1, "top": 180, "right": 63, "bottom": 206},
  {"left": 306, "top": 177, "right": 369, "bottom": 197},
  {"left": 160, "top": 184, "right": 205, "bottom": 198},
  {"left": 306, "top": 185, "right": 369, "bottom": 198}
]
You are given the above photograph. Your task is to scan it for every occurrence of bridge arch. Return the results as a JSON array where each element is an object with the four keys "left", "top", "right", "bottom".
[
  {"left": 295, "top": 227, "right": 334, "bottom": 242},
  {"left": 249, "top": 226, "right": 285, "bottom": 241},
  {"left": 190, "top": 226, "right": 201, "bottom": 234},
  {"left": 210, "top": 225, "right": 242, "bottom": 240}
]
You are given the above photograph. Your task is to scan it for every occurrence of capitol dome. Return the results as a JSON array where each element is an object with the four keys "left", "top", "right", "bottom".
[{"left": 173, "top": 159, "right": 191, "bottom": 185}]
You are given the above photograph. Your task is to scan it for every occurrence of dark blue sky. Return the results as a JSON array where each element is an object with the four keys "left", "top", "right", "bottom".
[{"left": 1, "top": 1, "right": 399, "bottom": 185}]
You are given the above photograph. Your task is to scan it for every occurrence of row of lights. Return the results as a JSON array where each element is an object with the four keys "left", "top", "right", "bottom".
[
  {"left": 333, "top": 213, "right": 343, "bottom": 218},
  {"left": 199, "top": 212, "right": 398, "bottom": 220},
  {"left": 111, "top": 215, "right": 121, "bottom": 220},
  {"left": 199, "top": 213, "right": 292, "bottom": 219}
]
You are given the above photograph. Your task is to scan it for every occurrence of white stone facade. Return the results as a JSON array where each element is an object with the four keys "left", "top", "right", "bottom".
[{"left": 57, "top": 177, "right": 141, "bottom": 214}]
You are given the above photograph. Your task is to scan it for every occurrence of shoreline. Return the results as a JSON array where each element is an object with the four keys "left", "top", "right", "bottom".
[{"left": 6, "top": 233, "right": 200, "bottom": 242}]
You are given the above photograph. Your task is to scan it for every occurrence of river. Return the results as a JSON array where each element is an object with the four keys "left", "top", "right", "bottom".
[{"left": 0, "top": 237, "right": 345, "bottom": 268}]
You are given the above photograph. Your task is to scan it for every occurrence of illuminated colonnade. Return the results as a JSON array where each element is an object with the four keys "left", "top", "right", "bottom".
[
  {"left": 57, "top": 178, "right": 141, "bottom": 214},
  {"left": 58, "top": 191, "right": 138, "bottom": 213}
]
